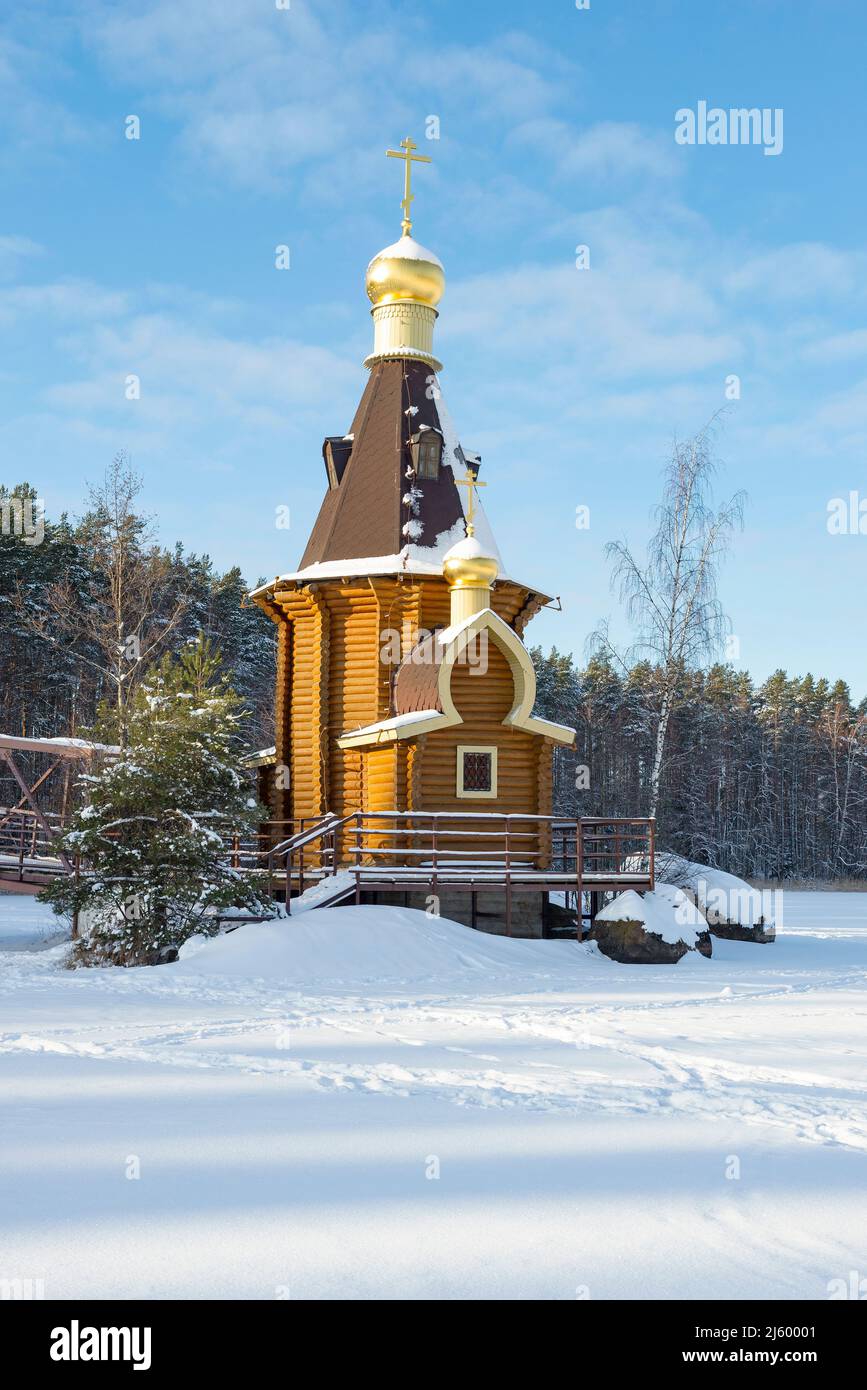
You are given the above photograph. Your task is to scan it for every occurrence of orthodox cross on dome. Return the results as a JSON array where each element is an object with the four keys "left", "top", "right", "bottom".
[
  {"left": 456, "top": 461, "right": 486, "bottom": 538},
  {"left": 386, "top": 136, "right": 432, "bottom": 237}
]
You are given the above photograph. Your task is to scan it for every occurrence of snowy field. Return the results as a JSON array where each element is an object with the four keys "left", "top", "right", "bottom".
[{"left": 1, "top": 890, "right": 866, "bottom": 1301}]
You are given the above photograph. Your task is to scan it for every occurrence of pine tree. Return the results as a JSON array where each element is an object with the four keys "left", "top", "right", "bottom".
[
  {"left": 532, "top": 646, "right": 866, "bottom": 881},
  {"left": 42, "top": 635, "right": 277, "bottom": 966}
]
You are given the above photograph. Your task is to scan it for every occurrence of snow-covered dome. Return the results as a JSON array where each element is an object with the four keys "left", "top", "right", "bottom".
[
  {"left": 442, "top": 533, "right": 499, "bottom": 591},
  {"left": 366, "top": 233, "right": 445, "bottom": 308}
]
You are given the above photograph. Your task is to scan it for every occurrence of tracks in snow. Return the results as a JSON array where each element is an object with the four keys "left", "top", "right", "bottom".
[{"left": 3, "top": 972, "right": 867, "bottom": 1153}]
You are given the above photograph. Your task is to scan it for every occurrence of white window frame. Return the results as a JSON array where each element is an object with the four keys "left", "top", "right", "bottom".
[{"left": 456, "top": 744, "right": 498, "bottom": 800}]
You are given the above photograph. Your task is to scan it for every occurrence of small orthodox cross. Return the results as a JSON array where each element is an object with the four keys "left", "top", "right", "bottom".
[
  {"left": 456, "top": 462, "right": 486, "bottom": 537},
  {"left": 386, "top": 136, "right": 432, "bottom": 237}
]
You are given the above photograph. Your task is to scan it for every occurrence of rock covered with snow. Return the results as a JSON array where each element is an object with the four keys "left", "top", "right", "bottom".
[
  {"left": 656, "top": 854, "right": 776, "bottom": 943},
  {"left": 593, "top": 886, "right": 712, "bottom": 964}
]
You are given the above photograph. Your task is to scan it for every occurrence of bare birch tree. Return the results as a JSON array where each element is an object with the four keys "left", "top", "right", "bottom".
[{"left": 593, "top": 420, "right": 745, "bottom": 820}]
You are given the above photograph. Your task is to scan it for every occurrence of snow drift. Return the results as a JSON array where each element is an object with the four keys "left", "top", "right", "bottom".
[{"left": 175, "top": 905, "right": 594, "bottom": 987}]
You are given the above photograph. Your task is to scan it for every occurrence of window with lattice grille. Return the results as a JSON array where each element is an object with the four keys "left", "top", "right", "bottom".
[{"left": 456, "top": 745, "right": 497, "bottom": 799}]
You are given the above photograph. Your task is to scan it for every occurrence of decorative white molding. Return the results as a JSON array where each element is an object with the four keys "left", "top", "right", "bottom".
[
  {"left": 337, "top": 609, "right": 576, "bottom": 749},
  {"left": 456, "top": 744, "right": 498, "bottom": 799}
]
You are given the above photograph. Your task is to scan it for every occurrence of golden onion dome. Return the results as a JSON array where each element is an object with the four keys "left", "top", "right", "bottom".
[
  {"left": 443, "top": 534, "right": 499, "bottom": 590},
  {"left": 366, "top": 233, "right": 445, "bottom": 308}
]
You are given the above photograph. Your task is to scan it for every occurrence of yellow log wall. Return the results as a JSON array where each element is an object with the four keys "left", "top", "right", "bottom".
[{"left": 269, "top": 575, "right": 550, "bottom": 867}]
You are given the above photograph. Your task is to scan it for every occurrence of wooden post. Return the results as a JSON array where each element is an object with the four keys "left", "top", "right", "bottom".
[
  {"left": 354, "top": 813, "right": 362, "bottom": 904},
  {"left": 576, "top": 819, "right": 583, "bottom": 890},
  {"left": 649, "top": 818, "right": 655, "bottom": 890},
  {"left": 71, "top": 855, "right": 80, "bottom": 939},
  {"left": 505, "top": 818, "right": 512, "bottom": 937},
  {"left": 575, "top": 819, "right": 584, "bottom": 942}
]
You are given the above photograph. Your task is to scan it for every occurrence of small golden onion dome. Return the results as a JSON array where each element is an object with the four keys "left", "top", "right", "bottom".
[
  {"left": 366, "top": 233, "right": 445, "bottom": 308},
  {"left": 443, "top": 535, "right": 499, "bottom": 590}
]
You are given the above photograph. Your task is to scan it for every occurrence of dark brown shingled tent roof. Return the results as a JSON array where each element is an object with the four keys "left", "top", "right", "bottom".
[
  {"left": 299, "top": 358, "right": 466, "bottom": 568},
  {"left": 393, "top": 638, "right": 443, "bottom": 715}
]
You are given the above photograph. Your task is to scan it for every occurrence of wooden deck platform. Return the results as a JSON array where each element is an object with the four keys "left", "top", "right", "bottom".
[
  {"left": 1, "top": 808, "right": 656, "bottom": 939},
  {"left": 266, "top": 812, "right": 656, "bottom": 934}
]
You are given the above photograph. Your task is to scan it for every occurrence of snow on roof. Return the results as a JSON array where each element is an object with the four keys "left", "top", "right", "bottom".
[
  {"left": 249, "top": 549, "right": 545, "bottom": 599},
  {"left": 0, "top": 733, "right": 120, "bottom": 758},
  {"left": 432, "top": 387, "right": 504, "bottom": 567},
  {"left": 244, "top": 746, "right": 277, "bottom": 767},
  {"left": 341, "top": 709, "right": 442, "bottom": 741},
  {"left": 435, "top": 607, "right": 494, "bottom": 647}
]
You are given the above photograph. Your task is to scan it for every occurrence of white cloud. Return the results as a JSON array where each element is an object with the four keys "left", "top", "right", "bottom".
[
  {"left": 79, "top": 0, "right": 576, "bottom": 196},
  {"left": 442, "top": 244, "right": 738, "bottom": 384},
  {"left": 724, "top": 243, "right": 866, "bottom": 304},
  {"left": 802, "top": 329, "right": 867, "bottom": 363},
  {"left": 0, "top": 279, "right": 130, "bottom": 324},
  {"left": 81, "top": 0, "right": 404, "bottom": 191},
  {"left": 42, "top": 305, "right": 358, "bottom": 447},
  {"left": 511, "top": 119, "right": 681, "bottom": 184},
  {"left": 0, "top": 27, "right": 93, "bottom": 160},
  {"left": 0, "top": 235, "right": 43, "bottom": 280}
]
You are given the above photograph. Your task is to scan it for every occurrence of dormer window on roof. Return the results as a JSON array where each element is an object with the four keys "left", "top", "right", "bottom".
[
  {"left": 322, "top": 437, "right": 353, "bottom": 490},
  {"left": 411, "top": 426, "right": 443, "bottom": 480}
]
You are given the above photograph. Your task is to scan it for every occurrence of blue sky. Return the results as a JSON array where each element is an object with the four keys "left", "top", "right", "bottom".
[{"left": 1, "top": 0, "right": 865, "bottom": 694}]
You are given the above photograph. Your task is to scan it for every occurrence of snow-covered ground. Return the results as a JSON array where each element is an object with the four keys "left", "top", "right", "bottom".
[{"left": 1, "top": 890, "right": 866, "bottom": 1300}]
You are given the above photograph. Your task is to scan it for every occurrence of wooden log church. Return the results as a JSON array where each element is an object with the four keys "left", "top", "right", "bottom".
[{"left": 251, "top": 140, "right": 654, "bottom": 934}]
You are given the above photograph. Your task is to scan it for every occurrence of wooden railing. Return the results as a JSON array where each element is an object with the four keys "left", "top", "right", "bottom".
[
  {"left": 553, "top": 817, "right": 656, "bottom": 888},
  {"left": 0, "top": 807, "right": 69, "bottom": 882},
  {"left": 265, "top": 814, "right": 356, "bottom": 912},
  {"left": 261, "top": 810, "right": 655, "bottom": 902},
  {"left": 2, "top": 806, "right": 656, "bottom": 914}
]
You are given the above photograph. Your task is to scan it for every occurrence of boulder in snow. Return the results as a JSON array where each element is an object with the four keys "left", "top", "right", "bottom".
[
  {"left": 593, "top": 886, "right": 712, "bottom": 964},
  {"left": 656, "top": 854, "right": 776, "bottom": 944}
]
